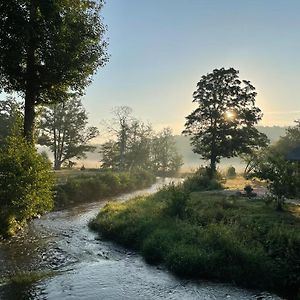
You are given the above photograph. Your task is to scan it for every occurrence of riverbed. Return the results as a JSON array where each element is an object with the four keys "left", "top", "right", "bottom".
[{"left": 0, "top": 178, "right": 281, "bottom": 299}]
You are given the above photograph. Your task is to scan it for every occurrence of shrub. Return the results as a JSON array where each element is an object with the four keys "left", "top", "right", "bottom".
[
  {"left": 0, "top": 137, "right": 54, "bottom": 237},
  {"left": 226, "top": 166, "right": 236, "bottom": 178},
  {"left": 183, "top": 167, "right": 223, "bottom": 193}
]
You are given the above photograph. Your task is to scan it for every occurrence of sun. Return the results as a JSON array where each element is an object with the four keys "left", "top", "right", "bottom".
[{"left": 225, "top": 110, "right": 236, "bottom": 120}]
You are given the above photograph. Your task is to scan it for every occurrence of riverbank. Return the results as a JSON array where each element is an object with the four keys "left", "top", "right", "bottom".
[
  {"left": 54, "top": 169, "right": 156, "bottom": 209},
  {"left": 91, "top": 182, "right": 300, "bottom": 299},
  {"left": 0, "top": 178, "right": 269, "bottom": 300}
]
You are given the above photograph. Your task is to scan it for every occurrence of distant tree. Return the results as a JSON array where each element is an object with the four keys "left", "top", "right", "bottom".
[
  {"left": 226, "top": 166, "right": 236, "bottom": 178},
  {"left": 38, "top": 97, "right": 99, "bottom": 170},
  {"left": 100, "top": 140, "right": 120, "bottom": 170},
  {"left": 0, "top": 1, "right": 108, "bottom": 141},
  {"left": 240, "top": 149, "right": 265, "bottom": 178},
  {"left": 100, "top": 119, "right": 153, "bottom": 171},
  {"left": 100, "top": 110, "right": 183, "bottom": 175},
  {"left": 126, "top": 120, "right": 153, "bottom": 170},
  {"left": 111, "top": 106, "right": 133, "bottom": 170},
  {"left": 151, "top": 128, "right": 183, "bottom": 176},
  {"left": 0, "top": 98, "right": 23, "bottom": 143},
  {"left": 183, "top": 68, "right": 268, "bottom": 178}
]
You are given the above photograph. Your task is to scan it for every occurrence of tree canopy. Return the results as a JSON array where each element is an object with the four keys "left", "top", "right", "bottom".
[
  {"left": 38, "top": 96, "right": 99, "bottom": 170},
  {"left": 0, "top": 97, "right": 23, "bottom": 143},
  {"left": 251, "top": 121, "right": 300, "bottom": 208},
  {"left": 0, "top": 0, "right": 108, "bottom": 140},
  {"left": 100, "top": 108, "right": 183, "bottom": 176},
  {"left": 183, "top": 67, "right": 268, "bottom": 176}
]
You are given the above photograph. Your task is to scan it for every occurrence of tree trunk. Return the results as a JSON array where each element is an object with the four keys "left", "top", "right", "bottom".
[
  {"left": 24, "top": 92, "right": 36, "bottom": 142},
  {"left": 209, "top": 133, "right": 217, "bottom": 179},
  {"left": 209, "top": 156, "right": 217, "bottom": 179},
  {"left": 24, "top": 0, "right": 38, "bottom": 143},
  {"left": 54, "top": 160, "right": 62, "bottom": 170}
]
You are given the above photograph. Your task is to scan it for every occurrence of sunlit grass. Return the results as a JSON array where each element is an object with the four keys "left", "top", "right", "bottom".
[
  {"left": 91, "top": 187, "right": 300, "bottom": 299},
  {"left": 224, "top": 176, "right": 267, "bottom": 190}
]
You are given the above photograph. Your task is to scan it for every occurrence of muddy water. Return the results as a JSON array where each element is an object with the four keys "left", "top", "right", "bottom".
[{"left": 0, "top": 178, "right": 281, "bottom": 300}]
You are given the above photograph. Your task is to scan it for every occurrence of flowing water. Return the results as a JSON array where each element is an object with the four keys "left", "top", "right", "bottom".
[{"left": 0, "top": 178, "right": 281, "bottom": 300}]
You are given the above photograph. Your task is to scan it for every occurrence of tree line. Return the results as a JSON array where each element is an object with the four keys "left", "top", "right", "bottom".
[{"left": 0, "top": 98, "right": 183, "bottom": 175}]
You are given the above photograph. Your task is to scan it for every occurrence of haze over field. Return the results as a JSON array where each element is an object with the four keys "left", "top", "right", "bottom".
[{"left": 47, "top": 126, "right": 287, "bottom": 170}]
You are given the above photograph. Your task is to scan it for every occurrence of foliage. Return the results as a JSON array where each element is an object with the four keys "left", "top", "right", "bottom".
[
  {"left": 182, "top": 167, "right": 223, "bottom": 193},
  {"left": 100, "top": 140, "right": 120, "bottom": 170},
  {"left": 240, "top": 149, "right": 265, "bottom": 178},
  {"left": 55, "top": 169, "right": 156, "bottom": 209},
  {"left": 38, "top": 96, "right": 99, "bottom": 169},
  {"left": 0, "top": 97, "right": 23, "bottom": 143},
  {"left": 0, "top": 136, "right": 54, "bottom": 237},
  {"left": 183, "top": 67, "right": 269, "bottom": 176},
  {"left": 100, "top": 108, "right": 183, "bottom": 176},
  {"left": 0, "top": 0, "right": 108, "bottom": 140},
  {"left": 91, "top": 186, "right": 300, "bottom": 299},
  {"left": 151, "top": 128, "right": 183, "bottom": 176},
  {"left": 252, "top": 121, "right": 300, "bottom": 208}
]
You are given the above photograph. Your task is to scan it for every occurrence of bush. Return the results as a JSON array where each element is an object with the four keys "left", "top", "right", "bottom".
[
  {"left": 183, "top": 167, "right": 223, "bottom": 193},
  {"left": 226, "top": 166, "right": 236, "bottom": 178},
  {"left": 0, "top": 137, "right": 54, "bottom": 237}
]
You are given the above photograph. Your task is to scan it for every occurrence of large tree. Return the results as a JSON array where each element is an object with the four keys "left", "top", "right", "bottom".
[
  {"left": 0, "top": 0, "right": 108, "bottom": 141},
  {"left": 183, "top": 67, "right": 268, "bottom": 177},
  {"left": 38, "top": 97, "right": 99, "bottom": 170}
]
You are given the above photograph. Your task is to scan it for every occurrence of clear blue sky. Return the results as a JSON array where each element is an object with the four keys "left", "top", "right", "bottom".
[
  {"left": 85, "top": 0, "right": 300, "bottom": 132},
  {"left": 42, "top": 1, "right": 300, "bottom": 132}
]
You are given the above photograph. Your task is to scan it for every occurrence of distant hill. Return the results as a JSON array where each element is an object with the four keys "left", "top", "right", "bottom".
[{"left": 256, "top": 126, "right": 287, "bottom": 143}]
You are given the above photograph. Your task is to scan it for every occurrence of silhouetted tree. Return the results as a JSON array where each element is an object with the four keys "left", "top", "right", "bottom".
[
  {"left": 38, "top": 97, "right": 99, "bottom": 170},
  {"left": 0, "top": 0, "right": 108, "bottom": 142},
  {"left": 183, "top": 67, "right": 268, "bottom": 177}
]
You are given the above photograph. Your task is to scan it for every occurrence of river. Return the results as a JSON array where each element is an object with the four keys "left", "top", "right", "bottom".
[{"left": 0, "top": 178, "right": 281, "bottom": 300}]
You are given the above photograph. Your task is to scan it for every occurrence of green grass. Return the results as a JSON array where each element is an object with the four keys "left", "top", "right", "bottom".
[
  {"left": 0, "top": 270, "right": 57, "bottom": 286},
  {"left": 55, "top": 169, "right": 156, "bottom": 209},
  {"left": 90, "top": 183, "right": 300, "bottom": 299}
]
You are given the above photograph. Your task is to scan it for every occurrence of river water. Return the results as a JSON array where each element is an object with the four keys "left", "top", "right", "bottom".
[{"left": 0, "top": 178, "right": 281, "bottom": 300}]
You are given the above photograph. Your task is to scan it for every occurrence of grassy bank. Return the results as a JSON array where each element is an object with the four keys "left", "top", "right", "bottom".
[
  {"left": 55, "top": 169, "right": 156, "bottom": 209},
  {"left": 90, "top": 177, "right": 300, "bottom": 299}
]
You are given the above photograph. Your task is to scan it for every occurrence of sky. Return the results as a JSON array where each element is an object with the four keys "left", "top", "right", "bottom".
[
  {"left": 5, "top": 0, "right": 300, "bottom": 134},
  {"left": 84, "top": 0, "right": 300, "bottom": 133}
]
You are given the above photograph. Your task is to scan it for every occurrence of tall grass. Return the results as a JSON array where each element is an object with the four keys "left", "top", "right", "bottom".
[
  {"left": 91, "top": 174, "right": 300, "bottom": 299},
  {"left": 55, "top": 169, "right": 156, "bottom": 209}
]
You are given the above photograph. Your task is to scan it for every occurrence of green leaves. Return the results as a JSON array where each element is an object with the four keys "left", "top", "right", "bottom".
[
  {"left": 38, "top": 96, "right": 99, "bottom": 169},
  {"left": 0, "top": 0, "right": 108, "bottom": 138},
  {"left": 183, "top": 67, "right": 268, "bottom": 172},
  {"left": 0, "top": 136, "right": 54, "bottom": 237}
]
